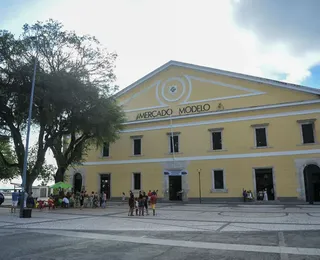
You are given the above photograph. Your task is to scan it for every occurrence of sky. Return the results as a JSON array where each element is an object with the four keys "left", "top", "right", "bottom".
[{"left": 1, "top": 0, "right": 320, "bottom": 188}]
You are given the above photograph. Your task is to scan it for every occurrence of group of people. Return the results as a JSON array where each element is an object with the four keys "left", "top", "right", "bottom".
[
  {"left": 11, "top": 190, "right": 34, "bottom": 213},
  {"left": 128, "top": 190, "right": 158, "bottom": 216}
]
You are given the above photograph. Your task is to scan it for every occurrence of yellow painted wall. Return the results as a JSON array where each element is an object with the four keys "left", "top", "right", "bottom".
[
  {"left": 85, "top": 109, "right": 320, "bottom": 162},
  {"left": 80, "top": 154, "right": 314, "bottom": 199},
  {"left": 67, "top": 63, "right": 320, "bottom": 201}
]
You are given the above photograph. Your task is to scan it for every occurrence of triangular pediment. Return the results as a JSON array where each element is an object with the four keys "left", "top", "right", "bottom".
[{"left": 117, "top": 61, "right": 320, "bottom": 121}]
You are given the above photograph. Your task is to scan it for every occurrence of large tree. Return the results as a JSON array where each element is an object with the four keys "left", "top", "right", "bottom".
[{"left": 0, "top": 19, "right": 125, "bottom": 190}]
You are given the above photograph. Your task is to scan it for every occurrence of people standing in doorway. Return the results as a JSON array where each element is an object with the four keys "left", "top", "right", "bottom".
[
  {"left": 263, "top": 189, "right": 268, "bottom": 201},
  {"left": 150, "top": 191, "right": 157, "bottom": 216},
  {"left": 11, "top": 189, "right": 19, "bottom": 213}
]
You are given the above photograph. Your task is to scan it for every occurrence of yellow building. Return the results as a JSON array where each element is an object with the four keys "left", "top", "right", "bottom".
[{"left": 67, "top": 60, "right": 320, "bottom": 203}]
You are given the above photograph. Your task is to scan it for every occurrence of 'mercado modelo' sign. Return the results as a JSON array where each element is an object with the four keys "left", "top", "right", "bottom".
[{"left": 135, "top": 103, "right": 211, "bottom": 120}]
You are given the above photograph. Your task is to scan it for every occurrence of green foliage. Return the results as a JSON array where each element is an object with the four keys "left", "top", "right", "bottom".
[
  {"left": 0, "top": 138, "right": 19, "bottom": 180},
  {"left": 0, "top": 19, "right": 126, "bottom": 186}
]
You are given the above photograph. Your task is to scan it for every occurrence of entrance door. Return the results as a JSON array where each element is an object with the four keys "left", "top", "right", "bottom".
[
  {"left": 255, "top": 168, "right": 275, "bottom": 201},
  {"left": 100, "top": 174, "right": 111, "bottom": 199},
  {"left": 74, "top": 173, "right": 82, "bottom": 192},
  {"left": 169, "top": 176, "right": 182, "bottom": 201},
  {"left": 303, "top": 164, "right": 320, "bottom": 203}
]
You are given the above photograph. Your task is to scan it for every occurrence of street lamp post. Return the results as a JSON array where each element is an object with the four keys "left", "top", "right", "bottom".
[
  {"left": 197, "top": 169, "right": 202, "bottom": 204},
  {"left": 19, "top": 56, "right": 38, "bottom": 218}
]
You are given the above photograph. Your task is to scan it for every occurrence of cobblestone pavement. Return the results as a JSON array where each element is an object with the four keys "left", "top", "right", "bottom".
[{"left": 0, "top": 203, "right": 320, "bottom": 259}]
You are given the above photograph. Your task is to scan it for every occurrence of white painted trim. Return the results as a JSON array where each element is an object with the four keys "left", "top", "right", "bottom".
[
  {"left": 161, "top": 77, "right": 186, "bottom": 102},
  {"left": 122, "top": 109, "right": 320, "bottom": 133},
  {"left": 115, "top": 60, "right": 320, "bottom": 98},
  {"left": 83, "top": 148, "right": 320, "bottom": 165},
  {"left": 119, "top": 81, "right": 161, "bottom": 106},
  {"left": 181, "top": 92, "right": 265, "bottom": 105},
  {"left": 124, "top": 105, "right": 168, "bottom": 113},
  {"left": 211, "top": 168, "right": 226, "bottom": 190},
  {"left": 187, "top": 75, "right": 262, "bottom": 93},
  {"left": 132, "top": 172, "right": 142, "bottom": 191},
  {"left": 124, "top": 99, "right": 320, "bottom": 126},
  {"left": 183, "top": 75, "right": 193, "bottom": 103}
]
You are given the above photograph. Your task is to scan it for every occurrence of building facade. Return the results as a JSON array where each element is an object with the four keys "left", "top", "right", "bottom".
[{"left": 67, "top": 60, "right": 320, "bottom": 202}]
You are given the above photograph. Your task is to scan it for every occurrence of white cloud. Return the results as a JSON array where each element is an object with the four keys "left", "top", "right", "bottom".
[{"left": 2, "top": 0, "right": 319, "bottom": 86}]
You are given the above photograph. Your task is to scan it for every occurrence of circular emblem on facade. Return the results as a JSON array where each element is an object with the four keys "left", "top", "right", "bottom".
[{"left": 159, "top": 77, "right": 190, "bottom": 103}]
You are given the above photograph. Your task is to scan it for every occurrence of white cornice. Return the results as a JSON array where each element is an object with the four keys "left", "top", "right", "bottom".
[
  {"left": 123, "top": 99, "right": 320, "bottom": 126},
  {"left": 115, "top": 60, "right": 320, "bottom": 98},
  {"left": 83, "top": 149, "right": 320, "bottom": 165}
]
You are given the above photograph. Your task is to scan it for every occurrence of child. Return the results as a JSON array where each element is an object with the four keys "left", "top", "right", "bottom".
[
  {"left": 138, "top": 196, "right": 144, "bottom": 216},
  {"left": 135, "top": 198, "right": 139, "bottom": 216},
  {"left": 150, "top": 192, "right": 157, "bottom": 216},
  {"left": 122, "top": 192, "right": 126, "bottom": 201}
]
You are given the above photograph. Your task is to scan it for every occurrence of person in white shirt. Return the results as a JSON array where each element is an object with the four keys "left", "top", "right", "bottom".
[{"left": 62, "top": 197, "right": 69, "bottom": 208}]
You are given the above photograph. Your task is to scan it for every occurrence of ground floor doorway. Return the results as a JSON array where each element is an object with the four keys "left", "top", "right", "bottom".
[
  {"left": 100, "top": 174, "right": 111, "bottom": 199},
  {"left": 169, "top": 176, "right": 182, "bottom": 201},
  {"left": 73, "top": 173, "right": 82, "bottom": 192},
  {"left": 304, "top": 164, "right": 320, "bottom": 203},
  {"left": 255, "top": 168, "right": 275, "bottom": 201}
]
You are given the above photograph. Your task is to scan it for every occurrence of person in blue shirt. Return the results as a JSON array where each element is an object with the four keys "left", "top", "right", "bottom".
[{"left": 11, "top": 189, "right": 19, "bottom": 213}]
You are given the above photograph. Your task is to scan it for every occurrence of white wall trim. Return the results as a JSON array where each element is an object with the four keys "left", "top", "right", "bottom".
[
  {"left": 125, "top": 105, "right": 168, "bottom": 113},
  {"left": 187, "top": 75, "right": 261, "bottom": 93},
  {"left": 124, "top": 99, "right": 320, "bottom": 126},
  {"left": 119, "top": 80, "right": 161, "bottom": 107},
  {"left": 115, "top": 60, "right": 320, "bottom": 98},
  {"left": 181, "top": 92, "right": 265, "bottom": 105},
  {"left": 121, "top": 108, "right": 320, "bottom": 133},
  {"left": 82, "top": 148, "right": 320, "bottom": 165}
]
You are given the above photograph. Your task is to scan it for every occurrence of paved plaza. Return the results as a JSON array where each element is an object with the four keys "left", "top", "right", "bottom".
[{"left": 0, "top": 202, "right": 320, "bottom": 259}]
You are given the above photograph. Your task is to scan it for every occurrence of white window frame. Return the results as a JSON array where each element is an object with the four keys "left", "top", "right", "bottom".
[
  {"left": 130, "top": 135, "right": 143, "bottom": 156},
  {"left": 101, "top": 142, "right": 110, "bottom": 158},
  {"left": 297, "top": 119, "right": 316, "bottom": 144},
  {"left": 208, "top": 128, "right": 224, "bottom": 151},
  {"left": 211, "top": 169, "right": 227, "bottom": 192},
  {"left": 132, "top": 172, "right": 142, "bottom": 191},
  {"left": 167, "top": 132, "right": 180, "bottom": 154},
  {"left": 252, "top": 123, "right": 269, "bottom": 148}
]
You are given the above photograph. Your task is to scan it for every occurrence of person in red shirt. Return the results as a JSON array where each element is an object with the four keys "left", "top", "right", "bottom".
[{"left": 150, "top": 191, "right": 157, "bottom": 216}]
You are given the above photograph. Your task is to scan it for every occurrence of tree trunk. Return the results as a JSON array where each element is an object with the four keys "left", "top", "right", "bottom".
[
  {"left": 26, "top": 174, "right": 37, "bottom": 193},
  {"left": 55, "top": 167, "right": 66, "bottom": 183}
]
